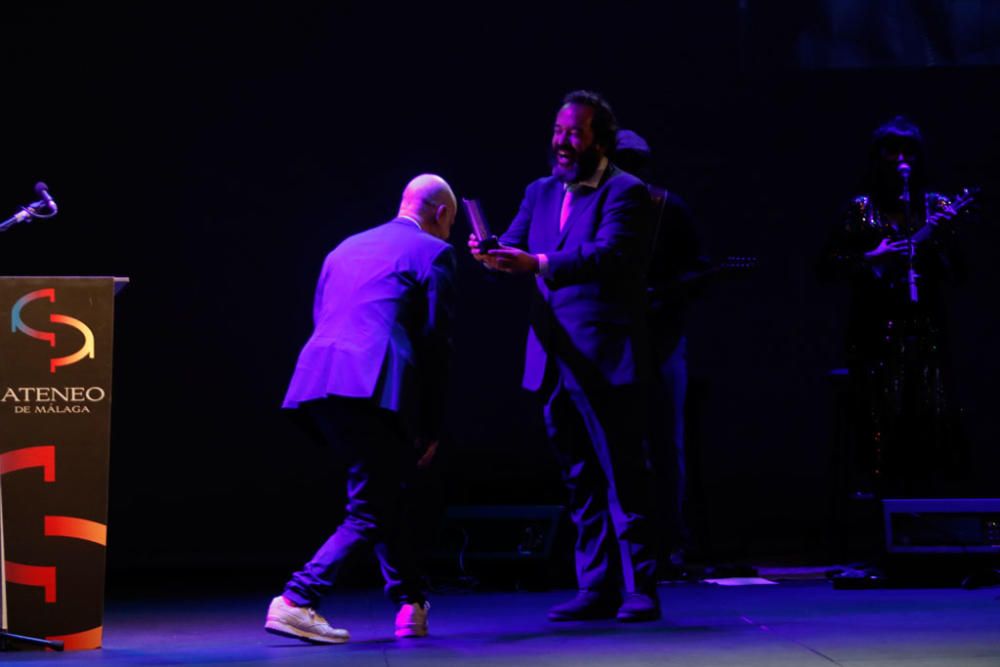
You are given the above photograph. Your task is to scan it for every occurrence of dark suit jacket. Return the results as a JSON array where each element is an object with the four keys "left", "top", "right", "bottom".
[
  {"left": 283, "top": 218, "right": 457, "bottom": 438},
  {"left": 501, "top": 164, "right": 651, "bottom": 392}
]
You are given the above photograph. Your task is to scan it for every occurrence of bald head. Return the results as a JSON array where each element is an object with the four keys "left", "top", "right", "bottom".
[{"left": 398, "top": 174, "right": 458, "bottom": 240}]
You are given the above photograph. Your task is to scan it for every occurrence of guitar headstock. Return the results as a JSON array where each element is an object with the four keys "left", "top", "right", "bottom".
[
  {"left": 951, "top": 186, "right": 981, "bottom": 214},
  {"left": 719, "top": 255, "right": 759, "bottom": 271}
]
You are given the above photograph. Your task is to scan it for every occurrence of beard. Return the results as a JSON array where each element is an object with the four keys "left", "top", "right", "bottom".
[{"left": 550, "top": 144, "right": 602, "bottom": 184}]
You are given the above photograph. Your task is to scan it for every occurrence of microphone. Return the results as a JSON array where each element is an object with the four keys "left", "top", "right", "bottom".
[
  {"left": 0, "top": 182, "right": 58, "bottom": 231},
  {"left": 895, "top": 162, "right": 918, "bottom": 302},
  {"left": 34, "top": 182, "right": 57, "bottom": 213}
]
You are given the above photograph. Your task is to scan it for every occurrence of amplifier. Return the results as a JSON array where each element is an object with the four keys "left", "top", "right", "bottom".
[{"left": 883, "top": 498, "right": 1000, "bottom": 554}]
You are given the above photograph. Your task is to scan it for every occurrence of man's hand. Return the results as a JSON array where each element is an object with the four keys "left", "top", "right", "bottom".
[
  {"left": 468, "top": 234, "right": 538, "bottom": 273},
  {"left": 487, "top": 247, "right": 540, "bottom": 274},
  {"left": 468, "top": 233, "right": 501, "bottom": 270},
  {"left": 865, "top": 238, "right": 912, "bottom": 261}
]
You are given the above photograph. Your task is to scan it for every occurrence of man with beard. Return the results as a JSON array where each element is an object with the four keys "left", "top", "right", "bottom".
[{"left": 469, "top": 91, "right": 659, "bottom": 621}]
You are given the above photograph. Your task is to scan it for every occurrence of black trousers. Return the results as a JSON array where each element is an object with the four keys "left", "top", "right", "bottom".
[
  {"left": 543, "top": 374, "right": 658, "bottom": 594},
  {"left": 282, "top": 397, "right": 424, "bottom": 607}
]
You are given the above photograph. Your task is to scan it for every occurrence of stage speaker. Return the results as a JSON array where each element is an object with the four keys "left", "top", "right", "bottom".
[
  {"left": 428, "top": 505, "right": 567, "bottom": 588},
  {"left": 883, "top": 498, "right": 1000, "bottom": 554},
  {"left": 435, "top": 505, "right": 564, "bottom": 562}
]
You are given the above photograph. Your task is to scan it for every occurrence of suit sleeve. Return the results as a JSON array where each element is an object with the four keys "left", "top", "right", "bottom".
[
  {"left": 499, "top": 182, "right": 539, "bottom": 250},
  {"left": 418, "top": 244, "right": 458, "bottom": 439},
  {"left": 545, "top": 179, "right": 651, "bottom": 287}
]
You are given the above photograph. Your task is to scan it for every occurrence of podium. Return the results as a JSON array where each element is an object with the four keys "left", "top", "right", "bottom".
[{"left": 0, "top": 277, "right": 127, "bottom": 650}]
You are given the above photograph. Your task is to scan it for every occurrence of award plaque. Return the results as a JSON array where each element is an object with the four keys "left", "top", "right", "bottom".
[{"left": 462, "top": 198, "right": 500, "bottom": 252}]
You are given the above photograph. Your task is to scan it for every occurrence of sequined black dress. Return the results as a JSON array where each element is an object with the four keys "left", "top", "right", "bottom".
[{"left": 821, "top": 192, "right": 965, "bottom": 497}]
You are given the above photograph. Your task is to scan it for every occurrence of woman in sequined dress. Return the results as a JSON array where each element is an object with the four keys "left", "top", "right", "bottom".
[{"left": 821, "top": 116, "right": 967, "bottom": 498}]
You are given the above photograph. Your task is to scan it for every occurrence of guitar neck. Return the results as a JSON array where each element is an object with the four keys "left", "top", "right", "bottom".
[{"left": 908, "top": 189, "right": 977, "bottom": 243}]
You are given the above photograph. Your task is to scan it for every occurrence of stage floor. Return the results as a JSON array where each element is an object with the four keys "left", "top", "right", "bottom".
[{"left": 3, "top": 579, "right": 1000, "bottom": 666}]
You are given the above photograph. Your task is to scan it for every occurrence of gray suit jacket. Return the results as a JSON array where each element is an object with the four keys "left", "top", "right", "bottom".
[{"left": 283, "top": 218, "right": 456, "bottom": 438}]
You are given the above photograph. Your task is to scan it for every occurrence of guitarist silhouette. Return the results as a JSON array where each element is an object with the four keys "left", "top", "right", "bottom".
[{"left": 615, "top": 129, "right": 756, "bottom": 579}]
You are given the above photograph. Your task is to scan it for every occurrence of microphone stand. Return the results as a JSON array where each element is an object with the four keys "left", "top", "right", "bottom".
[
  {"left": 1, "top": 470, "right": 64, "bottom": 651},
  {"left": 0, "top": 196, "right": 57, "bottom": 233},
  {"left": 0, "top": 207, "right": 36, "bottom": 233},
  {"left": 900, "top": 168, "right": 919, "bottom": 304}
]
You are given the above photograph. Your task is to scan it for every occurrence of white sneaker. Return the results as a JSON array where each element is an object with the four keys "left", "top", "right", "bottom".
[
  {"left": 395, "top": 601, "right": 430, "bottom": 638},
  {"left": 265, "top": 595, "right": 350, "bottom": 644}
]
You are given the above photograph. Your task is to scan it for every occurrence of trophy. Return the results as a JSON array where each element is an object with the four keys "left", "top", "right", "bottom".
[{"left": 462, "top": 198, "right": 500, "bottom": 252}]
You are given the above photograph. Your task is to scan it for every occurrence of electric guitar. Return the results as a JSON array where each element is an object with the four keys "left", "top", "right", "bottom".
[
  {"left": 900, "top": 187, "right": 979, "bottom": 303},
  {"left": 908, "top": 187, "right": 980, "bottom": 244},
  {"left": 649, "top": 255, "right": 759, "bottom": 306}
]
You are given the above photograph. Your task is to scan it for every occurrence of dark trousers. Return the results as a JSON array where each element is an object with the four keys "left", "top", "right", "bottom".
[
  {"left": 543, "top": 375, "right": 658, "bottom": 594},
  {"left": 283, "top": 396, "right": 424, "bottom": 607}
]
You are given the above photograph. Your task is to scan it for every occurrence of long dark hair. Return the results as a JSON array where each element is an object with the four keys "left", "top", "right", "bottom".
[{"left": 865, "top": 115, "right": 928, "bottom": 209}]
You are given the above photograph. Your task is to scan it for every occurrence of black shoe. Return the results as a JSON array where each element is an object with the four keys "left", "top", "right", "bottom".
[
  {"left": 547, "top": 591, "right": 620, "bottom": 621},
  {"left": 616, "top": 592, "right": 661, "bottom": 622}
]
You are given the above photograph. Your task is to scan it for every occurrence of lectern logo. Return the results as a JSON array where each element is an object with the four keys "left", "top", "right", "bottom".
[{"left": 11, "top": 288, "right": 95, "bottom": 373}]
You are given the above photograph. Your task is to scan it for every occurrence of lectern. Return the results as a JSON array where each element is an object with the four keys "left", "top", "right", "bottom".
[{"left": 0, "top": 276, "right": 127, "bottom": 650}]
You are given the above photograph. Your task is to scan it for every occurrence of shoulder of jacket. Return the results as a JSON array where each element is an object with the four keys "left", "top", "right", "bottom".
[{"left": 527, "top": 174, "right": 559, "bottom": 192}]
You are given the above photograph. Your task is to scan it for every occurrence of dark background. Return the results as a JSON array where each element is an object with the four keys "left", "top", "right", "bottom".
[{"left": 1, "top": 2, "right": 997, "bottom": 579}]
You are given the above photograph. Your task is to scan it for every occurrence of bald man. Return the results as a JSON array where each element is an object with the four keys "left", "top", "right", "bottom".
[{"left": 266, "top": 174, "right": 458, "bottom": 644}]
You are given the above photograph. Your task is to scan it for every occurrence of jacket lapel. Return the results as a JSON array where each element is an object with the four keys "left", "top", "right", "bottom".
[
  {"left": 556, "top": 165, "right": 616, "bottom": 248},
  {"left": 556, "top": 187, "right": 580, "bottom": 248}
]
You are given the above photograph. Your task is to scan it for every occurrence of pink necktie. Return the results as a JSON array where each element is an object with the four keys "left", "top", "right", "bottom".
[{"left": 559, "top": 188, "right": 574, "bottom": 231}]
